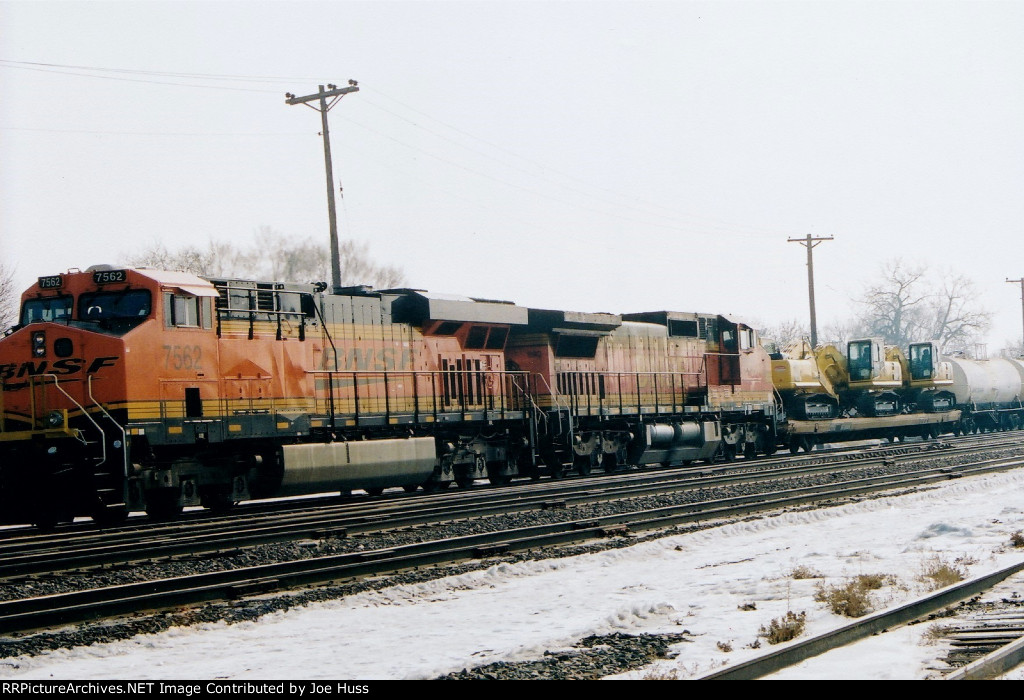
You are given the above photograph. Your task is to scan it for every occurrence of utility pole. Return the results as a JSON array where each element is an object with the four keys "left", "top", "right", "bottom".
[
  {"left": 787, "top": 235, "right": 833, "bottom": 348},
  {"left": 1008, "top": 277, "right": 1024, "bottom": 349},
  {"left": 286, "top": 81, "right": 360, "bottom": 293}
]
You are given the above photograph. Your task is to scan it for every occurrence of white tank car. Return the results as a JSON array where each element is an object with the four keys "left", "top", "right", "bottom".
[{"left": 946, "top": 357, "right": 1024, "bottom": 407}]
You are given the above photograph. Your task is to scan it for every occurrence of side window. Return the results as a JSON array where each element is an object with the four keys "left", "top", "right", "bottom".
[
  {"left": 164, "top": 292, "right": 202, "bottom": 328},
  {"left": 739, "top": 328, "right": 755, "bottom": 351}
]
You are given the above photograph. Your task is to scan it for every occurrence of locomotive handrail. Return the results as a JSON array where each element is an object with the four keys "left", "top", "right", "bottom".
[
  {"left": 87, "top": 375, "right": 129, "bottom": 481},
  {"left": 43, "top": 374, "right": 105, "bottom": 462},
  {"left": 554, "top": 369, "right": 706, "bottom": 417},
  {"left": 213, "top": 283, "right": 312, "bottom": 342},
  {"left": 310, "top": 298, "right": 338, "bottom": 371},
  {"left": 533, "top": 374, "right": 575, "bottom": 443},
  {"left": 307, "top": 369, "right": 532, "bottom": 427}
]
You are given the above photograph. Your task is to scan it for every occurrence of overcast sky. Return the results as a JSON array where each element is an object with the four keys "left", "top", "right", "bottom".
[{"left": 1, "top": 1, "right": 1022, "bottom": 348}]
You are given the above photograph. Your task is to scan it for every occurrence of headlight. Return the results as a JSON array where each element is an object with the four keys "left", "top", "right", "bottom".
[
  {"left": 47, "top": 410, "right": 64, "bottom": 428},
  {"left": 32, "top": 331, "right": 46, "bottom": 357}
]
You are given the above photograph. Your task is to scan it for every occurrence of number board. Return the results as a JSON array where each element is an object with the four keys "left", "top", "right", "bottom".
[
  {"left": 93, "top": 269, "right": 128, "bottom": 284},
  {"left": 38, "top": 275, "right": 63, "bottom": 289}
]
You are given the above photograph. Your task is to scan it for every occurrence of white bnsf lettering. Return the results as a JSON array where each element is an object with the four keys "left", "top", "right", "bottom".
[{"left": 0, "top": 356, "right": 119, "bottom": 381}]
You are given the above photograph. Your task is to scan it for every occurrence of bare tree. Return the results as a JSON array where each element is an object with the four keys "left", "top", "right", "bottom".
[
  {"left": 817, "top": 320, "right": 861, "bottom": 349},
  {"left": 855, "top": 260, "right": 991, "bottom": 352},
  {"left": 122, "top": 228, "right": 406, "bottom": 289},
  {"left": 757, "top": 318, "right": 810, "bottom": 353},
  {"left": 122, "top": 241, "right": 219, "bottom": 276},
  {"left": 856, "top": 260, "right": 931, "bottom": 347},
  {"left": 0, "top": 262, "right": 16, "bottom": 332},
  {"left": 1000, "top": 339, "right": 1024, "bottom": 359},
  {"left": 928, "top": 272, "right": 993, "bottom": 353}
]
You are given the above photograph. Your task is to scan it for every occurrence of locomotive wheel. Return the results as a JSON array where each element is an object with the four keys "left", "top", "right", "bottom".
[
  {"left": 602, "top": 452, "right": 618, "bottom": 473},
  {"left": 403, "top": 484, "right": 420, "bottom": 493},
  {"left": 455, "top": 474, "right": 475, "bottom": 489},
  {"left": 200, "top": 489, "right": 237, "bottom": 513},
  {"left": 743, "top": 442, "right": 757, "bottom": 460},
  {"left": 145, "top": 491, "right": 183, "bottom": 520},
  {"left": 32, "top": 508, "right": 63, "bottom": 532},
  {"left": 365, "top": 487, "right": 385, "bottom": 497},
  {"left": 790, "top": 437, "right": 812, "bottom": 453},
  {"left": 573, "top": 453, "right": 593, "bottom": 476},
  {"left": 422, "top": 479, "right": 449, "bottom": 493},
  {"left": 487, "top": 460, "right": 510, "bottom": 486},
  {"left": 92, "top": 503, "right": 129, "bottom": 526}
]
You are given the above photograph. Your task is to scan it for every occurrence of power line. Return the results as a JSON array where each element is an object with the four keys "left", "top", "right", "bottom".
[
  {"left": 0, "top": 58, "right": 317, "bottom": 84},
  {"left": 0, "top": 125, "right": 306, "bottom": 137},
  {"left": 2, "top": 57, "right": 814, "bottom": 243},
  {"left": 0, "top": 61, "right": 283, "bottom": 92},
  {"left": 366, "top": 89, "right": 791, "bottom": 239}
]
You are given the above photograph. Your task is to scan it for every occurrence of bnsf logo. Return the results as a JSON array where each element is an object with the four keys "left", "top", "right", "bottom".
[{"left": 0, "top": 356, "right": 119, "bottom": 381}]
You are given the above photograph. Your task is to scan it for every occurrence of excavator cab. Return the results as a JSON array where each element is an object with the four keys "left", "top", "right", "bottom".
[
  {"left": 845, "top": 338, "right": 902, "bottom": 416},
  {"left": 906, "top": 341, "right": 955, "bottom": 411}
]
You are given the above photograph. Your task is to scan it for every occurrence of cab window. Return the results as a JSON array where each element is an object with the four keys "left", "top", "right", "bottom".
[
  {"left": 21, "top": 295, "right": 73, "bottom": 325},
  {"left": 79, "top": 290, "right": 152, "bottom": 322}
]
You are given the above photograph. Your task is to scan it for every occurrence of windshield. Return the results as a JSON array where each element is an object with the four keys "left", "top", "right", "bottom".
[
  {"left": 78, "top": 290, "right": 152, "bottom": 321},
  {"left": 847, "top": 340, "right": 873, "bottom": 380},
  {"left": 909, "top": 343, "right": 934, "bottom": 380},
  {"left": 21, "top": 295, "right": 73, "bottom": 326}
]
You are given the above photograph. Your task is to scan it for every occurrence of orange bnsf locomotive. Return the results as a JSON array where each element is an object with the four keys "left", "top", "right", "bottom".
[{"left": 0, "top": 265, "right": 776, "bottom": 528}]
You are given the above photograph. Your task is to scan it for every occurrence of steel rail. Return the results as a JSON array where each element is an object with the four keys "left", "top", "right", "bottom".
[
  {"left": 699, "top": 561, "right": 1024, "bottom": 680},
  {"left": 3, "top": 439, "right": 1020, "bottom": 579},
  {"left": 1, "top": 455, "right": 1023, "bottom": 636}
]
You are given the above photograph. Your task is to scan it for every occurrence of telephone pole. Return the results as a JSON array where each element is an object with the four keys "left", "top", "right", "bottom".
[
  {"left": 1008, "top": 277, "right": 1024, "bottom": 349},
  {"left": 788, "top": 235, "right": 833, "bottom": 348},
  {"left": 286, "top": 81, "right": 360, "bottom": 292}
]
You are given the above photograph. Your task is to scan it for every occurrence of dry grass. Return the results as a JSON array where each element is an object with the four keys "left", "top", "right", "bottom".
[
  {"left": 813, "top": 572, "right": 899, "bottom": 617},
  {"left": 716, "top": 640, "right": 733, "bottom": 653},
  {"left": 855, "top": 573, "right": 897, "bottom": 590},
  {"left": 1011, "top": 531, "right": 1024, "bottom": 548},
  {"left": 921, "top": 623, "right": 954, "bottom": 645},
  {"left": 791, "top": 565, "right": 823, "bottom": 580},
  {"left": 641, "top": 667, "right": 680, "bottom": 680},
  {"left": 919, "top": 557, "right": 966, "bottom": 590},
  {"left": 758, "top": 611, "right": 807, "bottom": 645},
  {"left": 814, "top": 580, "right": 873, "bottom": 618}
]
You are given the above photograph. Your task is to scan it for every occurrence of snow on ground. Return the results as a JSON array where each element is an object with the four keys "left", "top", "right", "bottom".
[{"left": 3, "top": 470, "right": 1024, "bottom": 680}]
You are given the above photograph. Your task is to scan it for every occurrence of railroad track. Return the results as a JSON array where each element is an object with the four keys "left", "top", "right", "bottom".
[
  {"left": 1, "top": 430, "right": 1018, "bottom": 545},
  {"left": 699, "top": 563, "right": 1024, "bottom": 680},
  {"left": 2, "top": 439, "right": 1024, "bottom": 638},
  {"left": 4, "top": 433, "right": 1023, "bottom": 581}
]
